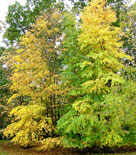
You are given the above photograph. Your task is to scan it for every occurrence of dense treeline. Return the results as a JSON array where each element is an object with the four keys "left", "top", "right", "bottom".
[{"left": 0, "top": 0, "right": 136, "bottom": 150}]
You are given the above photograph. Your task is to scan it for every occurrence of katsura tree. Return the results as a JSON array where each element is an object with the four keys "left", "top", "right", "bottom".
[
  {"left": 57, "top": 0, "right": 135, "bottom": 148},
  {"left": 4, "top": 9, "right": 63, "bottom": 147}
]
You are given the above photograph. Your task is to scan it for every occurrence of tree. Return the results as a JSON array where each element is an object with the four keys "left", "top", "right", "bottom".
[
  {"left": 120, "top": 3, "right": 136, "bottom": 66},
  {"left": 4, "top": 0, "right": 56, "bottom": 45},
  {"left": 4, "top": 8, "right": 63, "bottom": 146},
  {"left": 60, "top": 12, "right": 81, "bottom": 105},
  {"left": 57, "top": 0, "right": 135, "bottom": 148},
  {"left": 0, "top": 47, "right": 11, "bottom": 129},
  {"left": 3, "top": 0, "right": 126, "bottom": 46}
]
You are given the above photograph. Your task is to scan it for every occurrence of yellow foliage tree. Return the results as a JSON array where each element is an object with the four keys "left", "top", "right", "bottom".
[
  {"left": 78, "top": 0, "right": 131, "bottom": 94},
  {"left": 4, "top": 9, "right": 63, "bottom": 146}
]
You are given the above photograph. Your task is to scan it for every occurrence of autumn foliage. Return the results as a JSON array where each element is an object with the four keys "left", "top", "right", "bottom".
[
  {"left": 2, "top": 0, "right": 136, "bottom": 150},
  {"left": 4, "top": 9, "right": 63, "bottom": 146}
]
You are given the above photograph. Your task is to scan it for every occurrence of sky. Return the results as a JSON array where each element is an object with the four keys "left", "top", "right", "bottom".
[
  {"left": 0, "top": 0, "right": 136, "bottom": 46},
  {"left": 130, "top": 0, "right": 136, "bottom": 5}
]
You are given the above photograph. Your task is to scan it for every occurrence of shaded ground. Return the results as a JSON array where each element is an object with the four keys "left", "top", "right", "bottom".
[
  {"left": 0, "top": 141, "right": 79, "bottom": 155},
  {"left": 1, "top": 141, "right": 136, "bottom": 155}
]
